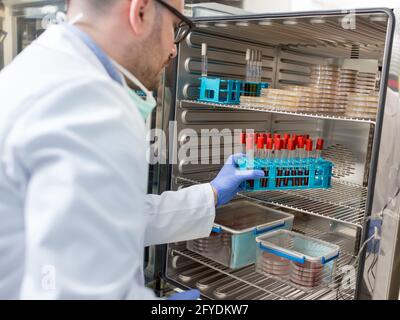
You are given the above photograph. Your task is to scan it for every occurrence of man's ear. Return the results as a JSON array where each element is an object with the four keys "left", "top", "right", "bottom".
[{"left": 129, "top": 0, "right": 151, "bottom": 36}]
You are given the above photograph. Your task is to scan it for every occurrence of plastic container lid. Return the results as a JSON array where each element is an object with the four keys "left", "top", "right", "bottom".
[
  {"left": 256, "top": 229, "right": 340, "bottom": 264},
  {"left": 213, "top": 201, "right": 294, "bottom": 235}
]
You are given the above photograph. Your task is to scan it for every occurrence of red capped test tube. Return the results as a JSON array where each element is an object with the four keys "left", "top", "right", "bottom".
[
  {"left": 296, "top": 136, "right": 305, "bottom": 186},
  {"left": 266, "top": 137, "right": 273, "bottom": 160},
  {"left": 262, "top": 138, "right": 274, "bottom": 188},
  {"left": 288, "top": 138, "right": 297, "bottom": 187},
  {"left": 275, "top": 139, "right": 283, "bottom": 187},
  {"left": 316, "top": 138, "right": 324, "bottom": 159},
  {"left": 257, "top": 136, "right": 265, "bottom": 158},
  {"left": 246, "top": 134, "right": 254, "bottom": 163},
  {"left": 304, "top": 139, "right": 313, "bottom": 186},
  {"left": 284, "top": 138, "right": 295, "bottom": 186},
  {"left": 240, "top": 132, "right": 246, "bottom": 154},
  {"left": 246, "top": 134, "right": 255, "bottom": 189}
]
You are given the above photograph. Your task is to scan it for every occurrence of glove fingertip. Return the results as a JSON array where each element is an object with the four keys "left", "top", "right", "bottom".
[{"left": 255, "top": 169, "right": 265, "bottom": 177}]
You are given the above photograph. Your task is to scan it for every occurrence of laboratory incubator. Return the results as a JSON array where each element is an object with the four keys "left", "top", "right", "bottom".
[{"left": 148, "top": 7, "right": 400, "bottom": 300}]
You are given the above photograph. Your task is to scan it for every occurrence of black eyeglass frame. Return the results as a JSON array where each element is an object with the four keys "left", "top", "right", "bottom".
[{"left": 155, "top": 0, "right": 194, "bottom": 44}]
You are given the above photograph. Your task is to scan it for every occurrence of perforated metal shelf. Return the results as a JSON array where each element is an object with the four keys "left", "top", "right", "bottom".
[
  {"left": 176, "top": 176, "right": 367, "bottom": 228},
  {"left": 180, "top": 100, "right": 377, "bottom": 124},
  {"left": 171, "top": 241, "right": 356, "bottom": 300}
]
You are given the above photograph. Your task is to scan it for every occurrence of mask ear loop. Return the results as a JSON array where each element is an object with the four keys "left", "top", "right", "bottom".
[
  {"left": 68, "top": 13, "right": 84, "bottom": 25},
  {"left": 110, "top": 58, "right": 154, "bottom": 102},
  {"left": 55, "top": 11, "right": 84, "bottom": 25}
]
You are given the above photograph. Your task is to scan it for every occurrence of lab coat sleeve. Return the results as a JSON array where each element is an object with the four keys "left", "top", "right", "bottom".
[
  {"left": 143, "top": 184, "right": 216, "bottom": 246},
  {"left": 9, "top": 77, "right": 156, "bottom": 299}
]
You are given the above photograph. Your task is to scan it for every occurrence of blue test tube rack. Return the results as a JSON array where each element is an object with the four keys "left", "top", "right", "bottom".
[
  {"left": 198, "top": 77, "right": 268, "bottom": 105},
  {"left": 237, "top": 157, "right": 333, "bottom": 191}
]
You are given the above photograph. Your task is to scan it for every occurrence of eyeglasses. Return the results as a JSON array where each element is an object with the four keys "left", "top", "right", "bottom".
[{"left": 155, "top": 0, "right": 193, "bottom": 44}]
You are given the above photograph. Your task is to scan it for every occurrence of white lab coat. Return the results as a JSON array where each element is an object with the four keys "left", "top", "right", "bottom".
[{"left": 0, "top": 25, "right": 216, "bottom": 299}]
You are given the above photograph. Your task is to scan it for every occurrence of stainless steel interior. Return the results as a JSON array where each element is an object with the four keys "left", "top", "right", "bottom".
[
  {"left": 162, "top": 10, "right": 392, "bottom": 300},
  {"left": 166, "top": 203, "right": 358, "bottom": 300}
]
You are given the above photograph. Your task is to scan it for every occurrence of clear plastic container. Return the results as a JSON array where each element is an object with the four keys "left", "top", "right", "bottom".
[
  {"left": 187, "top": 201, "right": 294, "bottom": 269},
  {"left": 255, "top": 230, "right": 340, "bottom": 290}
]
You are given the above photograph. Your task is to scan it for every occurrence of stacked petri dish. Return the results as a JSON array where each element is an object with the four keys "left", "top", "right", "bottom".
[
  {"left": 336, "top": 69, "right": 358, "bottom": 114},
  {"left": 346, "top": 93, "right": 379, "bottom": 120},
  {"left": 290, "top": 260, "right": 324, "bottom": 288},
  {"left": 355, "top": 72, "right": 377, "bottom": 95},
  {"left": 257, "top": 251, "right": 291, "bottom": 278},
  {"left": 244, "top": 88, "right": 303, "bottom": 112},
  {"left": 308, "top": 65, "right": 341, "bottom": 114},
  {"left": 280, "top": 85, "right": 321, "bottom": 113},
  {"left": 239, "top": 66, "right": 379, "bottom": 119},
  {"left": 191, "top": 232, "right": 222, "bottom": 255},
  {"left": 309, "top": 65, "right": 357, "bottom": 115},
  {"left": 221, "top": 231, "right": 232, "bottom": 248}
]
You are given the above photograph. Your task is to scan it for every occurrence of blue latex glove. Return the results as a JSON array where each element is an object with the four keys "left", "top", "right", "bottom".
[
  {"left": 367, "top": 219, "right": 382, "bottom": 253},
  {"left": 168, "top": 289, "right": 200, "bottom": 300},
  {"left": 210, "top": 154, "right": 265, "bottom": 207}
]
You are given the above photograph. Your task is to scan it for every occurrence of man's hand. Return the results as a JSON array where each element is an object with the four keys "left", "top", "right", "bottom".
[{"left": 210, "top": 154, "right": 265, "bottom": 207}]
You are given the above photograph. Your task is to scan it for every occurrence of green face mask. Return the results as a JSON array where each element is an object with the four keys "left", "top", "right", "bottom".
[
  {"left": 112, "top": 60, "right": 157, "bottom": 122},
  {"left": 127, "top": 89, "right": 156, "bottom": 121}
]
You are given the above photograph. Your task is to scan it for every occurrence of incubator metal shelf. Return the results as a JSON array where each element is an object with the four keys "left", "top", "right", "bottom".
[
  {"left": 176, "top": 176, "right": 367, "bottom": 228},
  {"left": 180, "top": 100, "right": 377, "bottom": 124}
]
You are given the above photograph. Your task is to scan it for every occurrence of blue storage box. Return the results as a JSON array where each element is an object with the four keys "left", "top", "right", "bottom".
[
  {"left": 237, "top": 157, "right": 333, "bottom": 191},
  {"left": 187, "top": 200, "right": 294, "bottom": 269},
  {"left": 199, "top": 77, "right": 268, "bottom": 104}
]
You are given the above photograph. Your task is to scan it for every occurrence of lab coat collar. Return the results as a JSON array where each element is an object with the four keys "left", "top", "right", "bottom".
[
  {"left": 34, "top": 25, "right": 119, "bottom": 85},
  {"left": 61, "top": 23, "right": 123, "bottom": 86}
]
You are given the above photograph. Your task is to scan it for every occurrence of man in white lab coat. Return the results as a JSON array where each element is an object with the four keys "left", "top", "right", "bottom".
[{"left": 0, "top": 0, "right": 263, "bottom": 299}]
